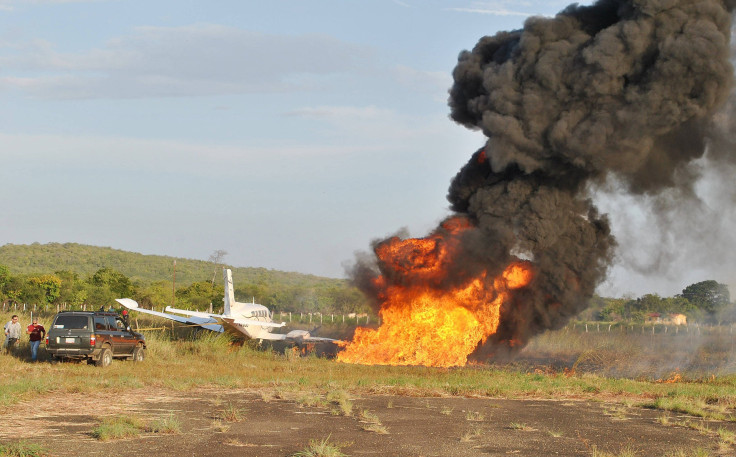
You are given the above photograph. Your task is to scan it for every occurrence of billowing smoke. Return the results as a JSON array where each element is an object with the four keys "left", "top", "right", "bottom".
[{"left": 351, "top": 0, "right": 735, "bottom": 361}]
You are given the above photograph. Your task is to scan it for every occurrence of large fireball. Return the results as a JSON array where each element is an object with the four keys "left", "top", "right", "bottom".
[{"left": 338, "top": 217, "right": 532, "bottom": 367}]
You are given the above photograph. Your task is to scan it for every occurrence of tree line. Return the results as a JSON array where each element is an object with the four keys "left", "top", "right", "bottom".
[
  {"left": 1, "top": 243, "right": 732, "bottom": 322},
  {"left": 584, "top": 280, "right": 733, "bottom": 324},
  {"left": 0, "top": 265, "right": 370, "bottom": 314}
]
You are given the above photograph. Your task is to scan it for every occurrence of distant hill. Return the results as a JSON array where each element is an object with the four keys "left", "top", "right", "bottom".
[{"left": 0, "top": 242, "right": 344, "bottom": 288}]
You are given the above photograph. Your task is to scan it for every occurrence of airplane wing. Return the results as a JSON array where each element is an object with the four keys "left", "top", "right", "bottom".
[
  {"left": 115, "top": 298, "right": 224, "bottom": 333},
  {"left": 165, "top": 306, "right": 225, "bottom": 319}
]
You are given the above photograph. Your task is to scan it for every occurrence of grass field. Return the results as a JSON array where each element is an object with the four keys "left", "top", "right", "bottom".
[{"left": 1, "top": 310, "right": 735, "bottom": 425}]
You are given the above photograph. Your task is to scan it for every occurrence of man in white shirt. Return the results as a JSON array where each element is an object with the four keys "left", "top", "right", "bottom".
[{"left": 4, "top": 315, "right": 21, "bottom": 354}]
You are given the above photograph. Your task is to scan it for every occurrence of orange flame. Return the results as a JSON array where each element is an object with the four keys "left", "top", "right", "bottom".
[
  {"left": 337, "top": 217, "right": 533, "bottom": 367},
  {"left": 656, "top": 371, "right": 682, "bottom": 384}
]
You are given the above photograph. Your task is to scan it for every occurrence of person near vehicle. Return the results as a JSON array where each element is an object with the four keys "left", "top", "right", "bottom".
[
  {"left": 4, "top": 315, "right": 21, "bottom": 354},
  {"left": 26, "top": 317, "right": 46, "bottom": 362}
]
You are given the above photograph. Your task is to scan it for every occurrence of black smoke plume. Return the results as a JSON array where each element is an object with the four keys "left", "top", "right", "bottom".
[{"left": 352, "top": 0, "right": 735, "bottom": 360}]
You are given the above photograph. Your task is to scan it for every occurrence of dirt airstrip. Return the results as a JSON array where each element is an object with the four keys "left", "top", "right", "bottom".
[{"left": 1, "top": 387, "right": 733, "bottom": 457}]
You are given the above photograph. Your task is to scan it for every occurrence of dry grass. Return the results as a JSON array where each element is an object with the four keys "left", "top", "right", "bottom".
[
  {"left": 211, "top": 419, "right": 230, "bottom": 433},
  {"left": 219, "top": 402, "right": 245, "bottom": 423},
  {"left": 459, "top": 425, "right": 483, "bottom": 442},
  {"left": 465, "top": 410, "right": 484, "bottom": 421},
  {"left": 291, "top": 436, "right": 347, "bottom": 457},
  {"left": 663, "top": 449, "right": 713, "bottom": 457},
  {"left": 90, "top": 415, "right": 146, "bottom": 441},
  {"left": 603, "top": 405, "right": 630, "bottom": 421},
  {"left": 508, "top": 422, "right": 534, "bottom": 431},
  {"left": 358, "top": 409, "right": 388, "bottom": 434},
  {"left": 326, "top": 390, "right": 353, "bottom": 417},
  {"left": 0, "top": 440, "right": 48, "bottom": 457},
  {"left": 148, "top": 413, "right": 182, "bottom": 434}
]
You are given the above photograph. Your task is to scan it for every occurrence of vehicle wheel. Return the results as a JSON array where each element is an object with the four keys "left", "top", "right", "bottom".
[
  {"left": 95, "top": 348, "right": 112, "bottom": 367},
  {"left": 132, "top": 346, "right": 145, "bottom": 362}
]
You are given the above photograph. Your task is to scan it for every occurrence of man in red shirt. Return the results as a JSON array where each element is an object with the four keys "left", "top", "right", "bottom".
[{"left": 26, "top": 317, "right": 46, "bottom": 362}]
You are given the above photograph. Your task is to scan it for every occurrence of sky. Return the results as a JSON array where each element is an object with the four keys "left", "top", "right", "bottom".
[{"left": 1, "top": 0, "right": 734, "bottom": 299}]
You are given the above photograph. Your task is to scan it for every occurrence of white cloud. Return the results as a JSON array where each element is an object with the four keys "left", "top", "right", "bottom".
[
  {"left": 0, "top": 132, "right": 374, "bottom": 177},
  {"left": 0, "top": 24, "right": 372, "bottom": 99},
  {"left": 447, "top": 1, "right": 567, "bottom": 18},
  {"left": 448, "top": 7, "right": 531, "bottom": 17}
]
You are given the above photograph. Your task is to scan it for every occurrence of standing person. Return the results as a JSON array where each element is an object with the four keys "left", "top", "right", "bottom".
[
  {"left": 4, "top": 315, "right": 21, "bottom": 355},
  {"left": 26, "top": 317, "right": 46, "bottom": 362}
]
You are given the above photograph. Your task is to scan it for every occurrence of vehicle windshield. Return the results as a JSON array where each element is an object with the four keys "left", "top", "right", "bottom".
[{"left": 53, "top": 315, "right": 89, "bottom": 329}]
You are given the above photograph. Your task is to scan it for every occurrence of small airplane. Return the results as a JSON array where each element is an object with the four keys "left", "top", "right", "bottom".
[{"left": 115, "top": 268, "right": 335, "bottom": 345}]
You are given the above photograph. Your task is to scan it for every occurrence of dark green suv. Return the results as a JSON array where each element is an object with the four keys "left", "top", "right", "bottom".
[{"left": 45, "top": 311, "right": 146, "bottom": 367}]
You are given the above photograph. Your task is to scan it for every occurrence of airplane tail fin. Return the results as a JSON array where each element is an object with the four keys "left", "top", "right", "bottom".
[{"left": 223, "top": 268, "right": 235, "bottom": 316}]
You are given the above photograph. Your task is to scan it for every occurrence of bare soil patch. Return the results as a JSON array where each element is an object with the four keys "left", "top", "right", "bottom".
[{"left": 1, "top": 388, "right": 732, "bottom": 456}]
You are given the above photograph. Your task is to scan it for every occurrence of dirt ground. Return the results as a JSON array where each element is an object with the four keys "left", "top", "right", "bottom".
[{"left": 1, "top": 388, "right": 734, "bottom": 457}]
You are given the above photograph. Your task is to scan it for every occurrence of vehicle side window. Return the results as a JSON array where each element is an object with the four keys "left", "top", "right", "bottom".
[
  {"left": 94, "top": 316, "right": 108, "bottom": 331},
  {"left": 105, "top": 316, "right": 117, "bottom": 330}
]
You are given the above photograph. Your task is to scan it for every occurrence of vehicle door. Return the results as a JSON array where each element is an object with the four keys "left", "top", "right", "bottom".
[
  {"left": 115, "top": 316, "right": 138, "bottom": 354},
  {"left": 106, "top": 315, "right": 134, "bottom": 355},
  {"left": 104, "top": 315, "right": 126, "bottom": 355}
]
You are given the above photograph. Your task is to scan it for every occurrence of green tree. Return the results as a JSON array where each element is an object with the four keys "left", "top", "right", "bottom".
[
  {"left": 25, "top": 274, "right": 62, "bottom": 305},
  {"left": 135, "top": 280, "right": 173, "bottom": 310},
  {"left": 3, "top": 275, "right": 23, "bottom": 304},
  {"left": 55, "top": 270, "right": 88, "bottom": 306},
  {"left": 0, "top": 264, "right": 10, "bottom": 294},
  {"left": 681, "top": 280, "right": 730, "bottom": 318},
  {"left": 89, "top": 268, "right": 135, "bottom": 297},
  {"left": 595, "top": 297, "right": 627, "bottom": 321},
  {"left": 176, "top": 281, "right": 222, "bottom": 310},
  {"left": 324, "top": 286, "right": 367, "bottom": 314}
]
